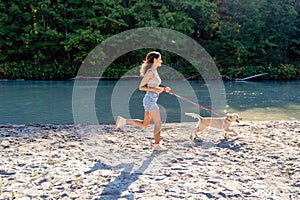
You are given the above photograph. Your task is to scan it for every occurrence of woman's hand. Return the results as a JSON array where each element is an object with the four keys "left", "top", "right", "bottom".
[{"left": 163, "top": 87, "right": 172, "bottom": 93}]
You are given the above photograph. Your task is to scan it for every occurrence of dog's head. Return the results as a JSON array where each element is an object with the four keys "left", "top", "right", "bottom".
[{"left": 226, "top": 113, "right": 241, "bottom": 123}]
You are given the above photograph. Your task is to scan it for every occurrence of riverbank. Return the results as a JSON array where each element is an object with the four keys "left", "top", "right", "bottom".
[{"left": 1, "top": 121, "right": 299, "bottom": 199}]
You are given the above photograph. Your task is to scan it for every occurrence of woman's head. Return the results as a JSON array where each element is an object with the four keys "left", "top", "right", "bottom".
[
  {"left": 145, "top": 51, "right": 161, "bottom": 64},
  {"left": 140, "top": 51, "right": 162, "bottom": 76}
]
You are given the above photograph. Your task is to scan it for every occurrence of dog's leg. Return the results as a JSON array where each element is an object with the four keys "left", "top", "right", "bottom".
[
  {"left": 190, "top": 127, "right": 198, "bottom": 140},
  {"left": 223, "top": 131, "right": 229, "bottom": 140},
  {"left": 223, "top": 129, "right": 238, "bottom": 140},
  {"left": 191, "top": 125, "right": 207, "bottom": 140},
  {"left": 224, "top": 128, "right": 237, "bottom": 134}
]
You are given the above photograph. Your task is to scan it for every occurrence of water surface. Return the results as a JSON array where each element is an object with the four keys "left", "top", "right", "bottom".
[{"left": 0, "top": 80, "right": 299, "bottom": 124}]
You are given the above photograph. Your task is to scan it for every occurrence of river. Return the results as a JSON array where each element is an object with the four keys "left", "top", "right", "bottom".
[{"left": 0, "top": 79, "right": 299, "bottom": 124}]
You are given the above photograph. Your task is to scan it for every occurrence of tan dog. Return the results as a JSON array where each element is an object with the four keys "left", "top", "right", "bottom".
[{"left": 185, "top": 112, "right": 241, "bottom": 140}]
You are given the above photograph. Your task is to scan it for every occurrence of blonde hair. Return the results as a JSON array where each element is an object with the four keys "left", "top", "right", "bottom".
[{"left": 139, "top": 51, "right": 161, "bottom": 76}]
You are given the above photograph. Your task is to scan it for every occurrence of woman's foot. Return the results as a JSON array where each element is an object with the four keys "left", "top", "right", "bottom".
[
  {"left": 153, "top": 144, "right": 167, "bottom": 151},
  {"left": 115, "top": 116, "right": 126, "bottom": 130}
]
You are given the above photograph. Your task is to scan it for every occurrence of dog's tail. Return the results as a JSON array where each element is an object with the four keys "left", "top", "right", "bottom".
[{"left": 185, "top": 112, "right": 203, "bottom": 121}]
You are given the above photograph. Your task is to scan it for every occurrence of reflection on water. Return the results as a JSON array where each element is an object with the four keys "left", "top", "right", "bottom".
[
  {"left": 0, "top": 80, "right": 299, "bottom": 124},
  {"left": 224, "top": 80, "right": 300, "bottom": 121}
]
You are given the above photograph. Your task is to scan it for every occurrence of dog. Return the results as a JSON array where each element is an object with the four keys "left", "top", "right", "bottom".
[{"left": 185, "top": 112, "right": 241, "bottom": 140}]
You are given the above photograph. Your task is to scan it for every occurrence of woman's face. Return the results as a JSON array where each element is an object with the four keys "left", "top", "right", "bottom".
[{"left": 154, "top": 54, "right": 163, "bottom": 67}]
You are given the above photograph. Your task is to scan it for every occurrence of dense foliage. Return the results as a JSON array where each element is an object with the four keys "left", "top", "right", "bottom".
[{"left": 1, "top": 0, "right": 299, "bottom": 80}]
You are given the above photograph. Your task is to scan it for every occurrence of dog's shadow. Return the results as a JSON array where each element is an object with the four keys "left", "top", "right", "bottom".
[{"left": 193, "top": 138, "right": 242, "bottom": 152}]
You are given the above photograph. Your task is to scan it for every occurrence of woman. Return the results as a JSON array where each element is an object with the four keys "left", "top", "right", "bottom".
[{"left": 115, "top": 51, "right": 171, "bottom": 151}]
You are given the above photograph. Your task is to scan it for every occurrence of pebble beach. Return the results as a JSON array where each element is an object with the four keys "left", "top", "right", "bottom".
[{"left": 1, "top": 121, "right": 300, "bottom": 199}]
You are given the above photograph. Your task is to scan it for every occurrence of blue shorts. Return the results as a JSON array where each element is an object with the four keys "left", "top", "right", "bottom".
[{"left": 143, "top": 92, "right": 159, "bottom": 111}]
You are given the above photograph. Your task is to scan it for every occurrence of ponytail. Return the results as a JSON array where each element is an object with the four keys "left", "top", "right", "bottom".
[{"left": 140, "top": 51, "right": 160, "bottom": 76}]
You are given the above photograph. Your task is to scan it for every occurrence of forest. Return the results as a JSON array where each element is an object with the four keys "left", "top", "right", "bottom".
[{"left": 1, "top": 0, "right": 300, "bottom": 80}]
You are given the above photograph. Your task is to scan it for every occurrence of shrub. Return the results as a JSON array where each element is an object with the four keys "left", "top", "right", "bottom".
[
  {"left": 0, "top": 60, "right": 78, "bottom": 80},
  {"left": 266, "top": 64, "right": 297, "bottom": 79},
  {"left": 221, "top": 64, "right": 297, "bottom": 80}
]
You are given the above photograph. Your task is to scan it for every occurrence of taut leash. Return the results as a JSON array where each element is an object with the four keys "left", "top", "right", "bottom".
[{"left": 167, "top": 90, "right": 220, "bottom": 116}]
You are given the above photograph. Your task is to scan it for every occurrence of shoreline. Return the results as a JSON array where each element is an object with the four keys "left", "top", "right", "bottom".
[{"left": 1, "top": 120, "right": 299, "bottom": 199}]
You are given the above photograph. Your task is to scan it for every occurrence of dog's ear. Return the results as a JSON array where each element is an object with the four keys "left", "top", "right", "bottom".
[{"left": 226, "top": 114, "right": 233, "bottom": 121}]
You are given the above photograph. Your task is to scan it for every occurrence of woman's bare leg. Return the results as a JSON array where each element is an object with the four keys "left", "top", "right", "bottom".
[
  {"left": 126, "top": 111, "right": 151, "bottom": 128},
  {"left": 149, "top": 109, "right": 162, "bottom": 144}
]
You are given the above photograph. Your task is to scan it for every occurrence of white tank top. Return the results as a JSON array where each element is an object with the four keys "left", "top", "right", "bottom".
[{"left": 147, "top": 69, "right": 161, "bottom": 88}]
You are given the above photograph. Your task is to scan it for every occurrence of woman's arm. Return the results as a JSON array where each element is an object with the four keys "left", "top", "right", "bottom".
[{"left": 139, "top": 71, "right": 164, "bottom": 93}]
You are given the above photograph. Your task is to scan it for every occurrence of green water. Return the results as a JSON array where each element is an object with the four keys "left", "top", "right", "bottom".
[{"left": 0, "top": 80, "right": 299, "bottom": 124}]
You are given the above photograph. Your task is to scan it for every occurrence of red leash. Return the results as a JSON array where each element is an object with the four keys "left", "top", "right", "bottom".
[{"left": 167, "top": 91, "right": 220, "bottom": 116}]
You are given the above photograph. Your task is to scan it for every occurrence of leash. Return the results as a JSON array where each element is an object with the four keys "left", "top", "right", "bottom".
[{"left": 166, "top": 90, "right": 220, "bottom": 116}]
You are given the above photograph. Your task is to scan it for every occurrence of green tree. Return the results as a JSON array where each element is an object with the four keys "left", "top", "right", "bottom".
[
  {"left": 0, "top": 0, "right": 299, "bottom": 79},
  {"left": 211, "top": 0, "right": 299, "bottom": 78}
]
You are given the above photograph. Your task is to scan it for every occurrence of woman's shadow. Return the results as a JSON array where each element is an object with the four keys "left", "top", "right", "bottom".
[{"left": 85, "top": 151, "right": 163, "bottom": 200}]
